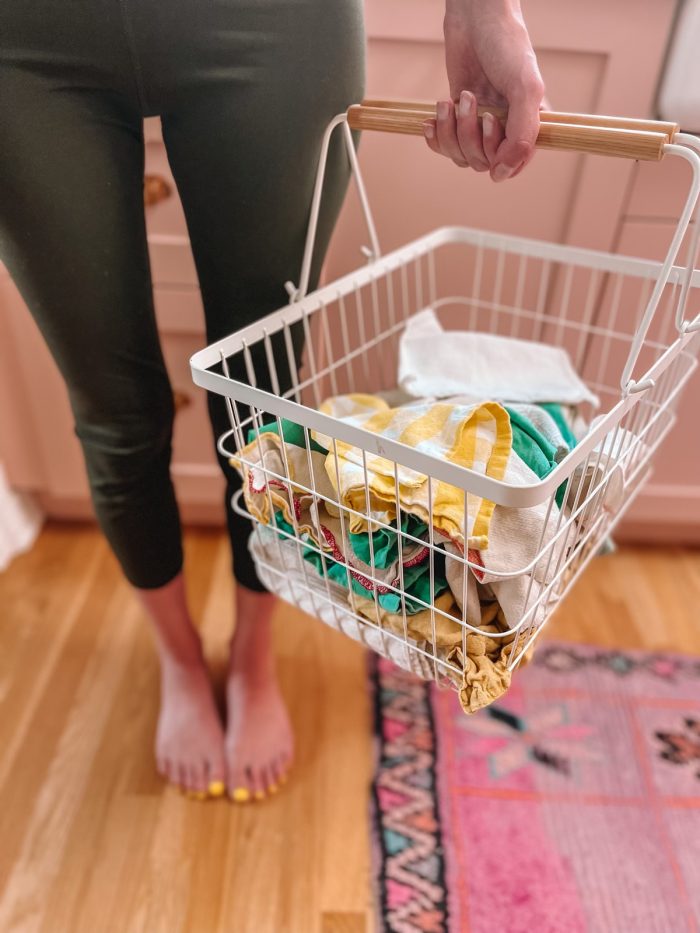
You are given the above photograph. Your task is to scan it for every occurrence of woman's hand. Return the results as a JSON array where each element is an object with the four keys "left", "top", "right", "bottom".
[{"left": 424, "top": 0, "right": 545, "bottom": 182}]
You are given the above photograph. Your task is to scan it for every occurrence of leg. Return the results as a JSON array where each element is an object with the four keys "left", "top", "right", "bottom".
[
  {"left": 0, "top": 52, "right": 224, "bottom": 795},
  {"left": 160, "top": 0, "right": 365, "bottom": 798}
]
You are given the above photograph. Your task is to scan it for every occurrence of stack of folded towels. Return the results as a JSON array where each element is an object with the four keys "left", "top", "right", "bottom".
[{"left": 231, "top": 309, "right": 623, "bottom": 713}]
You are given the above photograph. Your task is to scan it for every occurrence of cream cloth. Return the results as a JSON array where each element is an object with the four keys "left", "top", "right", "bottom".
[
  {"left": 314, "top": 394, "right": 512, "bottom": 550},
  {"left": 399, "top": 308, "right": 599, "bottom": 406}
]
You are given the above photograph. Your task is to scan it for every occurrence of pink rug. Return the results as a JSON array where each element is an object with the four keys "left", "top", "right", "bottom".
[{"left": 369, "top": 642, "right": 700, "bottom": 933}]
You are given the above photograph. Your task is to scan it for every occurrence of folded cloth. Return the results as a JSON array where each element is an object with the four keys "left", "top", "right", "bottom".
[
  {"left": 314, "top": 394, "right": 512, "bottom": 550},
  {"left": 231, "top": 432, "right": 337, "bottom": 544},
  {"left": 234, "top": 417, "right": 453, "bottom": 614},
  {"left": 249, "top": 525, "right": 436, "bottom": 680},
  {"left": 352, "top": 587, "right": 533, "bottom": 714},
  {"left": 273, "top": 509, "right": 449, "bottom": 615},
  {"left": 398, "top": 308, "right": 599, "bottom": 406},
  {"left": 441, "top": 448, "right": 562, "bottom": 637},
  {"left": 247, "top": 418, "right": 328, "bottom": 454},
  {"left": 506, "top": 403, "right": 572, "bottom": 464}
]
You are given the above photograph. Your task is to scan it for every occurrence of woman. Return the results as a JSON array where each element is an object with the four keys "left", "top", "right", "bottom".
[{"left": 0, "top": 0, "right": 543, "bottom": 801}]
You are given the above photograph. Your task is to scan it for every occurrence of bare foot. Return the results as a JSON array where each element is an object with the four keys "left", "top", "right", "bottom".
[
  {"left": 156, "top": 655, "right": 227, "bottom": 797},
  {"left": 225, "top": 590, "right": 294, "bottom": 802},
  {"left": 137, "top": 573, "right": 226, "bottom": 799}
]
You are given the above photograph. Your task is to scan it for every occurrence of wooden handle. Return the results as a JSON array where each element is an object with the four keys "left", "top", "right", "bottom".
[
  {"left": 361, "top": 98, "right": 680, "bottom": 142},
  {"left": 348, "top": 103, "right": 672, "bottom": 161}
]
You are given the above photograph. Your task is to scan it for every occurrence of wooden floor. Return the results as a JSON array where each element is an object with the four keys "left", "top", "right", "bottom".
[{"left": 1, "top": 524, "right": 699, "bottom": 933}]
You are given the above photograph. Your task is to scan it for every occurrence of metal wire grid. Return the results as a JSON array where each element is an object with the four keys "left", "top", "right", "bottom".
[{"left": 194, "top": 229, "right": 700, "bottom": 683}]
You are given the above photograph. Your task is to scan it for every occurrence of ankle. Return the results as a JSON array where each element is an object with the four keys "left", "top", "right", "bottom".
[{"left": 157, "top": 633, "right": 206, "bottom": 678}]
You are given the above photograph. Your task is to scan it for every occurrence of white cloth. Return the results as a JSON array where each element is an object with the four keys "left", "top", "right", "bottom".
[
  {"left": 442, "top": 450, "right": 561, "bottom": 631},
  {"left": 398, "top": 308, "right": 599, "bottom": 407}
]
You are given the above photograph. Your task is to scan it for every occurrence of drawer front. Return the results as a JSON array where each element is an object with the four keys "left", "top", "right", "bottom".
[
  {"left": 614, "top": 219, "right": 700, "bottom": 533},
  {"left": 143, "top": 122, "right": 200, "bottom": 288}
]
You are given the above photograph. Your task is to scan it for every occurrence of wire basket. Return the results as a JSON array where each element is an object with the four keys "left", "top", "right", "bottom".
[{"left": 191, "top": 103, "right": 700, "bottom": 713}]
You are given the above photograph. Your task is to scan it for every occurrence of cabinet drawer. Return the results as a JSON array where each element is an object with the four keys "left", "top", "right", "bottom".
[
  {"left": 614, "top": 219, "right": 700, "bottom": 531},
  {"left": 142, "top": 124, "right": 200, "bottom": 288}
]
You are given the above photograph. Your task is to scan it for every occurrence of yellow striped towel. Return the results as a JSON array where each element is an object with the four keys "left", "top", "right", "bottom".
[{"left": 314, "top": 395, "right": 512, "bottom": 550}]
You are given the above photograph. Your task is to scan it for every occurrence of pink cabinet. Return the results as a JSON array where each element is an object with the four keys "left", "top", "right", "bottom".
[
  {"left": 1, "top": 0, "right": 697, "bottom": 538},
  {"left": 608, "top": 164, "right": 700, "bottom": 541},
  {"left": 0, "top": 116, "right": 224, "bottom": 522}
]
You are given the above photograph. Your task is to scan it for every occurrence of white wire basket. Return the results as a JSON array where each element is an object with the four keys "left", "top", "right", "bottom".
[{"left": 191, "top": 103, "right": 700, "bottom": 713}]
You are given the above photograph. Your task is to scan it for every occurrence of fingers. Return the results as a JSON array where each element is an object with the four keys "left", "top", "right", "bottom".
[
  {"left": 423, "top": 95, "right": 512, "bottom": 177},
  {"left": 423, "top": 94, "right": 490, "bottom": 172},
  {"left": 492, "top": 74, "right": 545, "bottom": 181},
  {"left": 482, "top": 112, "right": 505, "bottom": 168},
  {"left": 435, "top": 99, "right": 469, "bottom": 167},
  {"left": 455, "top": 91, "right": 489, "bottom": 172}
]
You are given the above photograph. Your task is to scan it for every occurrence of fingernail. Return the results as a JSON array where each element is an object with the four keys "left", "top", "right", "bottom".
[
  {"left": 459, "top": 91, "right": 472, "bottom": 118},
  {"left": 423, "top": 121, "right": 434, "bottom": 140},
  {"left": 253, "top": 790, "right": 266, "bottom": 801},
  {"left": 492, "top": 163, "right": 513, "bottom": 182},
  {"left": 482, "top": 112, "right": 494, "bottom": 135},
  {"left": 208, "top": 780, "right": 225, "bottom": 798},
  {"left": 267, "top": 783, "right": 279, "bottom": 795},
  {"left": 231, "top": 787, "right": 251, "bottom": 803},
  {"left": 436, "top": 100, "right": 449, "bottom": 120}
]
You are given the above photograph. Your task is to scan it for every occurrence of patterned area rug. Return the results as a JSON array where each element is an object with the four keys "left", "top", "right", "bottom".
[{"left": 369, "top": 642, "right": 700, "bottom": 933}]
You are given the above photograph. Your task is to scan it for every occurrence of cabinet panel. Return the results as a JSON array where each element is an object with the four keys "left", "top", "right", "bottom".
[
  {"left": 608, "top": 220, "right": 700, "bottom": 538},
  {"left": 626, "top": 159, "right": 696, "bottom": 221},
  {"left": 0, "top": 275, "right": 222, "bottom": 519}
]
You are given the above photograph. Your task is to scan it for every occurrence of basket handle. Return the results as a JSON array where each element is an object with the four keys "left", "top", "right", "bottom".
[
  {"left": 361, "top": 98, "right": 679, "bottom": 141},
  {"left": 290, "top": 107, "right": 700, "bottom": 395},
  {"left": 347, "top": 103, "right": 674, "bottom": 162}
]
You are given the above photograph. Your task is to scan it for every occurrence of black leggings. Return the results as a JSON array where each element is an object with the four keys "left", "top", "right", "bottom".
[{"left": 0, "top": 0, "right": 365, "bottom": 590}]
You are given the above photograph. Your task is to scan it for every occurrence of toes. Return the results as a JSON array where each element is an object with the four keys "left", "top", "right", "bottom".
[
  {"left": 190, "top": 763, "right": 208, "bottom": 795},
  {"left": 206, "top": 757, "right": 226, "bottom": 799},
  {"left": 207, "top": 778, "right": 226, "bottom": 799},
  {"left": 248, "top": 766, "right": 269, "bottom": 802},
  {"left": 275, "top": 751, "right": 293, "bottom": 786},
  {"left": 227, "top": 764, "right": 253, "bottom": 804},
  {"left": 177, "top": 762, "right": 190, "bottom": 792}
]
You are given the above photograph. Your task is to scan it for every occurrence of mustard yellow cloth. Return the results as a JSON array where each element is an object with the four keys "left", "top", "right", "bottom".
[{"left": 351, "top": 588, "right": 531, "bottom": 714}]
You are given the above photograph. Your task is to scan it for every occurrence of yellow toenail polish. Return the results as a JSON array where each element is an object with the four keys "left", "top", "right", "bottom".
[
  {"left": 267, "top": 783, "right": 279, "bottom": 795},
  {"left": 253, "top": 790, "right": 266, "bottom": 801},
  {"left": 231, "top": 787, "right": 251, "bottom": 803},
  {"left": 186, "top": 790, "right": 207, "bottom": 800},
  {"left": 208, "top": 781, "right": 225, "bottom": 798},
  {"left": 279, "top": 773, "right": 288, "bottom": 785}
]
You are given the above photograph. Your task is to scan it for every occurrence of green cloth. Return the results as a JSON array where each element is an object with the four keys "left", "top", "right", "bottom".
[
  {"left": 505, "top": 403, "right": 577, "bottom": 508},
  {"left": 540, "top": 402, "right": 578, "bottom": 450},
  {"left": 247, "top": 418, "right": 327, "bottom": 454},
  {"left": 272, "top": 511, "right": 447, "bottom": 615},
  {"left": 505, "top": 406, "right": 559, "bottom": 480},
  {"left": 349, "top": 514, "right": 428, "bottom": 570}
]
